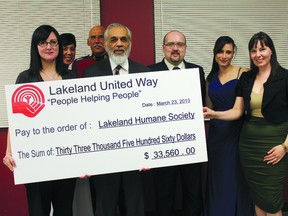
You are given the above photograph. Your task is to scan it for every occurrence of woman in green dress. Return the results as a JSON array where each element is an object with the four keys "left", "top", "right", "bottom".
[{"left": 204, "top": 32, "right": 288, "bottom": 216}]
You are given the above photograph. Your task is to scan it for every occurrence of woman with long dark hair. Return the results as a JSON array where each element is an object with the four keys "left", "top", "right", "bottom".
[
  {"left": 204, "top": 32, "right": 288, "bottom": 216},
  {"left": 3, "top": 25, "right": 77, "bottom": 216},
  {"left": 205, "top": 36, "right": 253, "bottom": 216}
]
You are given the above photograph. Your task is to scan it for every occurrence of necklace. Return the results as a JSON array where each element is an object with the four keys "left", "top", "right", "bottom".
[{"left": 41, "top": 71, "right": 57, "bottom": 80}]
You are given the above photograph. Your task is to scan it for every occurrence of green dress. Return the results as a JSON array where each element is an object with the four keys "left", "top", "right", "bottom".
[{"left": 239, "top": 114, "right": 288, "bottom": 213}]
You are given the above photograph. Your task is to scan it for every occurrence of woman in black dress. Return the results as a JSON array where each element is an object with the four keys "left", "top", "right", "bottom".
[{"left": 3, "top": 25, "right": 77, "bottom": 216}]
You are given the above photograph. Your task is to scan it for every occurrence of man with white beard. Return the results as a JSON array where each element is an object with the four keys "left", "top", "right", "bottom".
[
  {"left": 83, "top": 23, "right": 150, "bottom": 216},
  {"left": 83, "top": 23, "right": 149, "bottom": 77}
]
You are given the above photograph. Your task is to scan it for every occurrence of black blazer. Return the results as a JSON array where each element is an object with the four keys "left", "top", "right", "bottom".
[
  {"left": 236, "top": 66, "right": 288, "bottom": 124},
  {"left": 148, "top": 59, "right": 206, "bottom": 105},
  {"left": 82, "top": 58, "right": 150, "bottom": 77},
  {"left": 16, "top": 69, "right": 77, "bottom": 83}
]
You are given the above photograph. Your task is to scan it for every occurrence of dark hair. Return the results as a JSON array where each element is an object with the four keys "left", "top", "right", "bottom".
[
  {"left": 248, "top": 32, "right": 279, "bottom": 75},
  {"left": 60, "top": 33, "right": 76, "bottom": 47},
  {"left": 206, "top": 36, "right": 237, "bottom": 82},
  {"left": 30, "top": 25, "right": 64, "bottom": 76}
]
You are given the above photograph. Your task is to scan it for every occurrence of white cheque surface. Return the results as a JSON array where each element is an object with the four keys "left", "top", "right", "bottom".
[{"left": 5, "top": 69, "right": 207, "bottom": 184}]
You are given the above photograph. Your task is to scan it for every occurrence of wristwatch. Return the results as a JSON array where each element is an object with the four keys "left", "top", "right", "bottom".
[{"left": 281, "top": 144, "right": 288, "bottom": 153}]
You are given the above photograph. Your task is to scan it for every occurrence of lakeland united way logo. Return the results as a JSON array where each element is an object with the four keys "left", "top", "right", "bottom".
[{"left": 11, "top": 84, "right": 45, "bottom": 118}]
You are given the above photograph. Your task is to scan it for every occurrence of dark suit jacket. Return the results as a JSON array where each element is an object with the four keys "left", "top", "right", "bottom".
[
  {"left": 148, "top": 59, "right": 206, "bottom": 105},
  {"left": 82, "top": 58, "right": 150, "bottom": 216},
  {"left": 236, "top": 66, "right": 288, "bottom": 124},
  {"left": 82, "top": 58, "right": 150, "bottom": 77}
]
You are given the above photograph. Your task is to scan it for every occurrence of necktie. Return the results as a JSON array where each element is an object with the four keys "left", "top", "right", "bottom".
[
  {"left": 114, "top": 65, "right": 122, "bottom": 75},
  {"left": 173, "top": 66, "right": 180, "bottom": 70}
]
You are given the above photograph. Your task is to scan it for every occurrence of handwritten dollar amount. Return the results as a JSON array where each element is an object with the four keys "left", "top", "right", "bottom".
[{"left": 144, "top": 147, "right": 195, "bottom": 160}]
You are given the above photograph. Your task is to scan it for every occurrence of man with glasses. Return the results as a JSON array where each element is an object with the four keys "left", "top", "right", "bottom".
[
  {"left": 72, "top": 25, "right": 107, "bottom": 78},
  {"left": 148, "top": 30, "right": 206, "bottom": 216}
]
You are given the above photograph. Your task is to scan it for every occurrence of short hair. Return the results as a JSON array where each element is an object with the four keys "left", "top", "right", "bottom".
[
  {"left": 248, "top": 32, "right": 279, "bottom": 75},
  {"left": 60, "top": 33, "right": 76, "bottom": 47},
  {"left": 88, "top": 25, "right": 106, "bottom": 39},
  {"left": 30, "top": 24, "right": 64, "bottom": 76},
  {"left": 104, "top": 23, "right": 132, "bottom": 42},
  {"left": 163, "top": 30, "right": 186, "bottom": 45}
]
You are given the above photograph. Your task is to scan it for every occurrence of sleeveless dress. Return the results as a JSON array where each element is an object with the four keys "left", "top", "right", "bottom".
[{"left": 207, "top": 70, "right": 254, "bottom": 216}]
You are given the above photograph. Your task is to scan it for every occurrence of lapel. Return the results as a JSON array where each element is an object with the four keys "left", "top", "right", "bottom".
[
  {"left": 183, "top": 60, "right": 190, "bottom": 69},
  {"left": 104, "top": 59, "right": 113, "bottom": 75},
  {"left": 128, "top": 59, "right": 134, "bottom": 73},
  {"left": 242, "top": 69, "right": 256, "bottom": 98},
  {"left": 94, "top": 58, "right": 113, "bottom": 76},
  {"left": 262, "top": 68, "right": 285, "bottom": 109},
  {"left": 127, "top": 59, "right": 147, "bottom": 73},
  {"left": 158, "top": 59, "right": 169, "bottom": 70}
]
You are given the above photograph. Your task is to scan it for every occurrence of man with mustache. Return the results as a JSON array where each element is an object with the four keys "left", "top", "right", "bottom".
[
  {"left": 72, "top": 25, "right": 107, "bottom": 215},
  {"left": 148, "top": 30, "right": 206, "bottom": 216},
  {"left": 72, "top": 25, "right": 107, "bottom": 78},
  {"left": 83, "top": 23, "right": 150, "bottom": 216}
]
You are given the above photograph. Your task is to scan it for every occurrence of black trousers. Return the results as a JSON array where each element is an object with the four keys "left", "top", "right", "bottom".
[
  {"left": 91, "top": 171, "right": 145, "bottom": 216},
  {"left": 153, "top": 163, "right": 204, "bottom": 216},
  {"left": 25, "top": 178, "right": 76, "bottom": 216}
]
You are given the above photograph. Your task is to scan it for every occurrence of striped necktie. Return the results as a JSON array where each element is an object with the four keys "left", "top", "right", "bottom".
[{"left": 114, "top": 65, "right": 122, "bottom": 75}]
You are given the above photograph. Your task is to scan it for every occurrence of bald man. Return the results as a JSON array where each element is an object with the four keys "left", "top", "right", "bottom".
[
  {"left": 148, "top": 30, "right": 205, "bottom": 216},
  {"left": 72, "top": 25, "right": 107, "bottom": 78}
]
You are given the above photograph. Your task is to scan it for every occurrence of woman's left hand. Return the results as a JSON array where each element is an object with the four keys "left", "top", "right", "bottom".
[{"left": 264, "top": 144, "right": 286, "bottom": 165}]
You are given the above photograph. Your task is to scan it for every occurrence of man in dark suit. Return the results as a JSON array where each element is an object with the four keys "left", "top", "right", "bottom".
[
  {"left": 148, "top": 30, "right": 205, "bottom": 216},
  {"left": 83, "top": 23, "right": 150, "bottom": 216}
]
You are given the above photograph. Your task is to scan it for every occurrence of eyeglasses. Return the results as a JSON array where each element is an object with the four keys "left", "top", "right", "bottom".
[
  {"left": 164, "top": 42, "right": 186, "bottom": 49},
  {"left": 38, "top": 39, "right": 58, "bottom": 47}
]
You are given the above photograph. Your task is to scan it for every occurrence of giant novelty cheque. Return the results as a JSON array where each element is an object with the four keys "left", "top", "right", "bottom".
[{"left": 5, "top": 69, "right": 207, "bottom": 184}]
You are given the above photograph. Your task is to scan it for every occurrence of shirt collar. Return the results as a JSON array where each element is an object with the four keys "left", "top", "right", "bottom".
[
  {"left": 109, "top": 58, "right": 129, "bottom": 72},
  {"left": 164, "top": 58, "right": 185, "bottom": 70},
  {"left": 92, "top": 53, "right": 107, "bottom": 61}
]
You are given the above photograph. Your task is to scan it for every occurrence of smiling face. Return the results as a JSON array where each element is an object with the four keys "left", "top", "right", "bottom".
[
  {"left": 215, "top": 43, "right": 234, "bottom": 68},
  {"left": 105, "top": 26, "right": 131, "bottom": 65},
  {"left": 63, "top": 44, "right": 76, "bottom": 66},
  {"left": 37, "top": 32, "right": 59, "bottom": 63},
  {"left": 250, "top": 40, "right": 272, "bottom": 69},
  {"left": 162, "top": 31, "right": 187, "bottom": 66}
]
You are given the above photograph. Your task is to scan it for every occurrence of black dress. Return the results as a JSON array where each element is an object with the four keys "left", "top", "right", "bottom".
[{"left": 16, "top": 69, "right": 77, "bottom": 216}]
